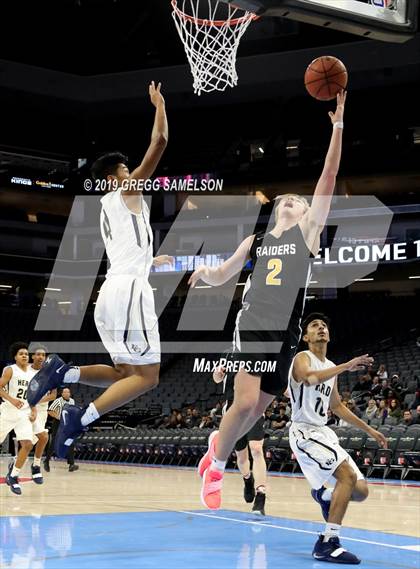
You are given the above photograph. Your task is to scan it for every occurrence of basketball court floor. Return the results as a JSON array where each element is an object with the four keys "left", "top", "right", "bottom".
[{"left": 1, "top": 458, "right": 419, "bottom": 568}]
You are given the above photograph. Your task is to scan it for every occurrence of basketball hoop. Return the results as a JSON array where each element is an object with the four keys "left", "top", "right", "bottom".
[{"left": 171, "top": 0, "right": 258, "bottom": 95}]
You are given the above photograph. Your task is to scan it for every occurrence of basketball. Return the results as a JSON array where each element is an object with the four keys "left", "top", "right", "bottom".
[{"left": 304, "top": 56, "right": 348, "bottom": 101}]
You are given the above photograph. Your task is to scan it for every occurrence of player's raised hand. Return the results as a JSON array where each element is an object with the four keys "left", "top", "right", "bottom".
[
  {"left": 347, "top": 354, "right": 374, "bottom": 372},
  {"left": 188, "top": 265, "right": 210, "bottom": 288},
  {"left": 149, "top": 81, "right": 165, "bottom": 108},
  {"left": 153, "top": 255, "right": 175, "bottom": 268},
  {"left": 328, "top": 90, "right": 347, "bottom": 124},
  {"left": 370, "top": 428, "right": 388, "bottom": 449}
]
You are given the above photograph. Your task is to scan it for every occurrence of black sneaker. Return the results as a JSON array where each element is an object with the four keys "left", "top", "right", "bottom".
[
  {"left": 31, "top": 464, "right": 44, "bottom": 484},
  {"left": 68, "top": 464, "right": 79, "bottom": 472},
  {"left": 243, "top": 473, "right": 255, "bottom": 503},
  {"left": 6, "top": 473, "right": 22, "bottom": 495},
  {"left": 312, "top": 535, "right": 361, "bottom": 564},
  {"left": 44, "top": 460, "right": 50, "bottom": 472},
  {"left": 252, "top": 491, "right": 266, "bottom": 515}
]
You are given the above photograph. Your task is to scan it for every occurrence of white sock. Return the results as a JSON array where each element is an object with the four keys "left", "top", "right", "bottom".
[
  {"left": 33, "top": 457, "right": 41, "bottom": 468},
  {"left": 256, "top": 485, "right": 266, "bottom": 494},
  {"left": 81, "top": 402, "right": 100, "bottom": 426},
  {"left": 321, "top": 487, "right": 333, "bottom": 501},
  {"left": 63, "top": 367, "right": 80, "bottom": 383},
  {"left": 324, "top": 523, "right": 341, "bottom": 542},
  {"left": 243, "top": 472, "right": 251, "bottom": 480},
  {"left": 11, "top": 466, "right": 21, "bottom": 478},
  {"left": 211, "top": 457, "right": 226, "bottom": 472}
]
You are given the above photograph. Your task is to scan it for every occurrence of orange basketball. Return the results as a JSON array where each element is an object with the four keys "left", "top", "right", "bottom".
[{"left": 304, "top": 56, "right": 348, "bottom": 101}]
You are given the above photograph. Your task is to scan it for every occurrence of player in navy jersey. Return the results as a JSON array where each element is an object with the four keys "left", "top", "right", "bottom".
[{"left": 190, "top": 91, "right": 348, "bottom": 509}]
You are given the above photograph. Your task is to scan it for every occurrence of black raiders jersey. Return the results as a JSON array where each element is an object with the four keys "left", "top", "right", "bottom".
[{"left": 240, "top": 224, "right": 313, "bottom": 329}]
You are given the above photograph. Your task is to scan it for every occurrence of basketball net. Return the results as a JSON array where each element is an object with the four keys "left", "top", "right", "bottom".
[{"left": 171, "top": 0, "right": 258, "bottom": 96}]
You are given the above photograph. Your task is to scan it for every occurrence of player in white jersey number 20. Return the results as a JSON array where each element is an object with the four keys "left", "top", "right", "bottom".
[
  {"left": 0, "top": 343, "right": 37, "bottom": 494},
  {"left": 28, "top": 81, "right": 172, "bottom": 458},
  {"left": 289, "top": 313, "right": 387, "bottom": 564}
]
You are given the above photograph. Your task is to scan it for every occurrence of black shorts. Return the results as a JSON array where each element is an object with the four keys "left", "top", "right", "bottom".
[
  {"left": 231, "top": 312, "right": 301, "bottom": 397},
  {"left": 235, "top": 416, "right": 265, "bottom": 452}
]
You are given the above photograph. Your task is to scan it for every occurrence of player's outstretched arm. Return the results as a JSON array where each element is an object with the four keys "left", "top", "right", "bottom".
[
  {"left": 293, "top": 351, "right": 373, "bottom": 386},
  {"left": 330, "top": 381, "right": 387, "bottom": 448},
  {"left": 302, "top": 91, "right": 346, "bottom": 239},
  {"left": 188, "top": 234, "right": 254, "bottom": 288},
  {"left": 129, "top": 81, "right": 168, "bottom": 184}
]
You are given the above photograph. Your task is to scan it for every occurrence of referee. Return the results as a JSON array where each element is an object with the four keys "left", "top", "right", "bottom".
[{"left": 44, "top": 387, "right": 79, "bottom": 472}]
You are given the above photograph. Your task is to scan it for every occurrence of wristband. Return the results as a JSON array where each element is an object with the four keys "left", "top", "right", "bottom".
[{"left": 333, "top": 121, "right": 344, "bottom": 129}]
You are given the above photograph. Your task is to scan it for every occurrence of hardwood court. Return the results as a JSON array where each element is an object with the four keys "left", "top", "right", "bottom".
[{"left": 1, "top": 459, "right": 419, "bottom": 537}]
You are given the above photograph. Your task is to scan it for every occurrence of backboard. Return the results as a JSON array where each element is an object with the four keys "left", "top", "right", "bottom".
[{"left": 221, "top": 0, "right": 417, "bottom": 42}]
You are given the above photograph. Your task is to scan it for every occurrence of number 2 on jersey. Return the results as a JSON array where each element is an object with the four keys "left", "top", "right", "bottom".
[{"left": 266, "top": 258, "right": 283, "bottom": 286}]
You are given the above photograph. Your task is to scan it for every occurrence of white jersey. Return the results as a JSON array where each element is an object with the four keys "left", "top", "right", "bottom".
[
  {"left": 100, "top": 190, "right": 153, "bottom": 278},
  {"left": 288, "top": 350, "right": 336, "bottom": 427},
  {"left": 2, "top": 364, "right": 35, "bottom": 410}
]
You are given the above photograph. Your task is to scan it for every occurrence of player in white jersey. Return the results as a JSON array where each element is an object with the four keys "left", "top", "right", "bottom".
[
  {"left": 29, "top": 346, "right": 57, "bottom": 483},
  {"left": 289, "top": 313, "right": 387, "bottom": 564},
  {"left": 28, "top": 81, "right": 171, "bottom": 458},
  {"left": 0, "top": 342, "right": 37, "bottom": 494}
]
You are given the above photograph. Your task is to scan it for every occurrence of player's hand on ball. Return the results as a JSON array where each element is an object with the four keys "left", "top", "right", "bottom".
[
  {"left": 149, "top": 81, "right": 165, "bottom": 107},
  {"left": 328, "top": 90, "right": 347, "bottom": 124},
  {"left": 347, "top": 354, "right": 374, "bottom": 371},
  {"left": 188, "top": 265, "right": 209, "bottom": 288},
  {"left": 11, "top": 398, "right": 24, "bottom": 409},
  {"left": 153, "top": 255, "right": 174, "bottom": 268},
  {"left": 371, "top": 429, "right": 388, "bottom": 449}
]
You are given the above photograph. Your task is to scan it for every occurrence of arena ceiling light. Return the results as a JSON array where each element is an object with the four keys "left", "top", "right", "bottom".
[
  {"left": 408, "top": 275, "right": 420, "bottom": 279},
  {"left": 0, "top": 284, "right": 13, "bottom": 288},
  {"left": 45, "top": 287, "right": 62, "bottom": 292},
  {"left": 355, "top": 278, "right": 374, "bottom": 282}
]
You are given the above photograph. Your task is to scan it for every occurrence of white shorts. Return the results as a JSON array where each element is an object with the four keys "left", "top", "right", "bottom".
[
  {"left": 32, "top": 409, "right": 48, "bottom": 436},
  {"left": 94, "top": 275, "right": 161, "bottom": 366},
  {"left": 289, "top": 423, "right": 364, "bottom": 490},
  {"left": 0, "top": 404, "right": 34, "bottom": 443}
]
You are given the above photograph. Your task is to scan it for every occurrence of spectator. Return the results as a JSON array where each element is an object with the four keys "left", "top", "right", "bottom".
[
  {"left": 326, "top": 409, "right": 339, "bottom": 426},
  {"left": 410, "top": 390, "right": 420, "bottom": 411},
  {"left": 390, "top": 374, "right": 405, "bottom": 399},
  {"left": 377, "top": 364, "right": 388, "bottom": 380},
  {"left": 375, "top": 399, "right": 389, "bottom": 425},
  {"left": 271, "top": 407, "right": 289, "bottom": 430},
  {"left": 185, "top": 407, "right": 201, "bottom": 428},
  {"left": 388, "top": 399, "right": 403, "bottom": 422},
  {"left": 352, "top": 374, "right": 372, "bottom": 394},
  {"left": 370, "top": 376, "right": 382, "bottom": 397},
  {"left": 380, "top": 380, "right": 391, "bottom": 400},
  {"left": 199, "top": 414, "right": 214, "bottom": 429},
  {"left": 401, "top": 410, "right": 416, "bottom": 427},
  {"left": 209, "top": 401, "right": 221, "bottom": 418},
  {"left": 347, "top": 399, "right": 362, "bottom": 418},
  {"left": 363, "top": 399, "right": 378, "bottom": 423}
]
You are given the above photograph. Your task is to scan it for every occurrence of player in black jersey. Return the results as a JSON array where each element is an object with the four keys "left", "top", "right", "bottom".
[{"left": 190, "top": 91, "right": 347, "bottom": 510}]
